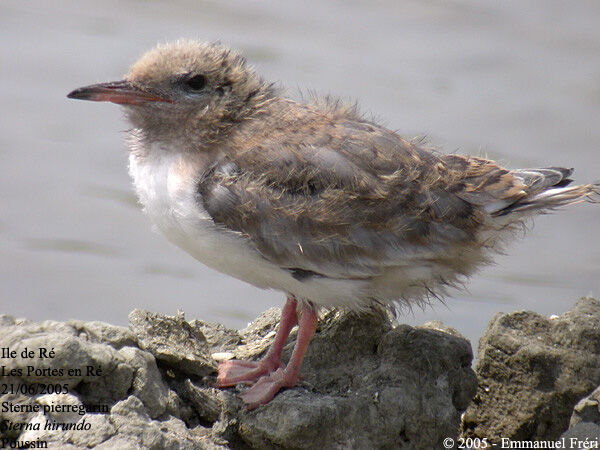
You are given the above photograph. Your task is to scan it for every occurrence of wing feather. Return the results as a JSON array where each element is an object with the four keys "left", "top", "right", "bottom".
[{"left": 198, "top": 111, "right": 485, "bottom": 279}]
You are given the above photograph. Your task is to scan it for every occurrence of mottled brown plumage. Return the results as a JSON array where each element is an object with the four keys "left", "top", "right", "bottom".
[{"left": 68, "top": 41, "right": 599, "bottom": 409}]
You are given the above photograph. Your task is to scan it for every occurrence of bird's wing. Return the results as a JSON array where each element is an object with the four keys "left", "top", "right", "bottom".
[{"left": 198, "top": 116, "right": 523, "bottom": 279}]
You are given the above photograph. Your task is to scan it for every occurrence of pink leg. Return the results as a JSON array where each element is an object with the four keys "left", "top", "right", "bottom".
[
  {"left": 217, "top": 296, "right": 298, "bottom": 387},
  {"left": 239, "top": 302, "right": 318, "bottom": 410}
]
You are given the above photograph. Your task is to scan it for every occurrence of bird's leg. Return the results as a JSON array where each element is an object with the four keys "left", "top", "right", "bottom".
[
  {"left": 239, "top": 301, "right": 318, "bottom": 410},
  {"left": 216, "top": 296, "right": 298, "bottom": 387}
]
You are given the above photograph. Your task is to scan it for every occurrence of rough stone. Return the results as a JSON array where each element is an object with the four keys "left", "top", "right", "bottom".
[
  {"left": 561, "top": 422, "right": 600, "bottom": 448},
  {"left": 66, "top": 320, "right": 137, "bottom": 349},
  {"left": 569, "top": 385, "right": 600, "bottom": 428},
  {"left": 116, "top": 346, "right": 169, "bottom": 419},
  {"left": 0, "top": 319, "right": 134, "bottom": 408},
  {"left": 233, "top": 308, "right": 283, "bottom": 361},
  {"left": 461, "top": 297, "right": 600, "bottom": 443},
  {"left": 191, "top": 320, "right": 243, "bottom": 354},
  {"left": 233, "top": 308, "right": 477, "bottom": 449},
  {"left": 555, "top": 384, "right": 600, "bottom": 445},
  {"left": 129, "top": 309, "right": 217, "bottom": 377},
  {"left": 0, "top": 305, "right": 479, "bottom": 449}
]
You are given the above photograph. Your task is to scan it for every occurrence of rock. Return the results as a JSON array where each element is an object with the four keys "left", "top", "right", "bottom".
[
  {"left": 66, "top": 414, "right": 116, "bottom": 448},
  {"left": 66, "top": 320, "right": 137, "bottom": 349},
  {"left": 0, "top": 319, "right": 136, "bottom": 407},
  {"left": 105, "top": 396, "right": 217, "bottom": 449},
  {"left": 116, "top": 346, "right": 169, "bottom": 418},
  {"left": 561, "top": 422, "right": 600, "bottom": 448},
  {"left": 556, "top": 384, "right": 600, "bottom": 445},
  {"left": 191, "top": 320, "right": 243, "bottom": 354},
  {"left": 0, "top": 306, "right": 477, "bottom": 449},
  {"left": 461, "top": 297, "right": 600, "bottom": 443},
  {"left": 235, "top": 309, "right": 477, "bottom": 449},
  {"left": 0, "top": 392, "right": 37, "bottom": 440},
  {"left": 0, "top": 314, "right": 17, "bottom": 326},
  {"left": 36, "top": 393, "right": 85, "bottom": 423},
  {"left": 0, "top": 312, "right": 226, "bottom": 448},
  {"left": 569, "top": 385, "right": 600, "bottom": 428},
  {"left": 232, "top": 308, "right": 283, "bottom": 361},
  {"left": 128, "top": 309, "right": 217, "bottom": 377},
  {"left": 176, "top": 380, "right": 224, "bottom": 424}
]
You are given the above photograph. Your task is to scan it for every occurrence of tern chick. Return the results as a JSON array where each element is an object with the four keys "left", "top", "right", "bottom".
[{"left": 68, "top": 41, "right": 599, "bottom": 409}]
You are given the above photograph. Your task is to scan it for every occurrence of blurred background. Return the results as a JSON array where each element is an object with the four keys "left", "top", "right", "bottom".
[{"left": 1, "top": 0, "right": 599, "bottom": 348}]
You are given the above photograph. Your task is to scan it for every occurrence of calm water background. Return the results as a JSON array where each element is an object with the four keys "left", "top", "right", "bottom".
[{"left": 1, "top": 0, "right": 599, "bottom": 348}]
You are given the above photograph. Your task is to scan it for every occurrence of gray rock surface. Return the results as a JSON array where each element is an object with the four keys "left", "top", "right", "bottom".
[
  {"left": 560, "top": 422, "right": 600, "bottom": 449},
  {"left": 461, "top": 297, "right": 600, "bottom": 443},
  {"left": 0, "top": 307, "right": 477, "bottom": 449},
  {"left": 128, "top": 309, "right": 216, "bottom": 377},
  {"left": 236, "top": 311, "right": 477, "bottom": 449},
  {"left": 569, "top": 385, "right": 600, "bottom": 429},
  {"left": 558, "top": 384, "right": 600, "bottom": 446}
]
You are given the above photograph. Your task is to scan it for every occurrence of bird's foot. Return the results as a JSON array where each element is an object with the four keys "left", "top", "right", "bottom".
[
  {"left": 216, "top": 357, "right": 283, "bottom": 387},
  {"left": 239, "top": 367, "right": 298, "bottom": 410}
]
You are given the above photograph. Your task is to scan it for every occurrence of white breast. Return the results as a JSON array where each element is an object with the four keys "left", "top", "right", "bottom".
[{"left": 128, "top": 149, "right": 289, "bottom": 291}]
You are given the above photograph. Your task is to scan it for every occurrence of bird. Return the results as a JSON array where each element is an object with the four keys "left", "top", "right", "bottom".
[{"left": 67, "top": 40, "right": 599, "bottom": 410}]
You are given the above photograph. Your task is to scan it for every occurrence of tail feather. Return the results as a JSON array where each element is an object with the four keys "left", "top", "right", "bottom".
[
  {"left": 511, "top": 167, "right": 574, "bottom": 194},
  {"left": 493, "top": 167, "right": 599, "bottom": 216}
]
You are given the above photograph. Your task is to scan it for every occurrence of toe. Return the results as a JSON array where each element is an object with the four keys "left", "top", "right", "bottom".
[
  {"left": 240, "top": 376, "right": 284, "bottom": 410},
  {"left": 239, "top": 368, "right": 298, "bottom": 410},
  {"left": 216, "top": 360, "right": 265, "bottom": 387}
]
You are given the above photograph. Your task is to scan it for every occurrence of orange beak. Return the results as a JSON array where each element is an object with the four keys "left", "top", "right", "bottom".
[{"left": 67, "top": 80, "right": 173, "bottom": 106}]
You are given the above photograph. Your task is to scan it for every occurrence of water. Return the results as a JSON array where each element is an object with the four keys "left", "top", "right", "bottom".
[{"left": 1, "top": 0, "right": 599, "bottom": 349}]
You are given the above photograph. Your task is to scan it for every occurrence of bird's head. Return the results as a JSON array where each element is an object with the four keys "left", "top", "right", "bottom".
[{"left": 68, "top": 41, "right": 275, "bottom": 145}]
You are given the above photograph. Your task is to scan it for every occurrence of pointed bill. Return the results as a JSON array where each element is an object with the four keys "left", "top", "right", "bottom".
[{"left": 67, "top": 80, "right": 173, "bottom": 105}]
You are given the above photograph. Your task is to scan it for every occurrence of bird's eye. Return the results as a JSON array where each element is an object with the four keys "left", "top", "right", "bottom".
[{"left": 186, "top": 75, "right": 207, "bottom": 91}]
